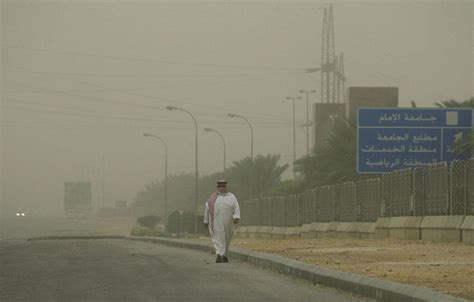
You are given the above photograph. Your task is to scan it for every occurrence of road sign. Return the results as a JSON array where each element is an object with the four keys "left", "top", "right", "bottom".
[
  {"left": 64, "top": 182, "right": 92, "bottom": 210},
  {"left": 357, "top": 108, "right": 473, "bottom": 173}
]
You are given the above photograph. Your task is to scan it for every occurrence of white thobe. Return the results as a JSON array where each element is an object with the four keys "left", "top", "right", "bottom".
[{"left": 203, "top": 192, "right": 241, "bottom": 257}]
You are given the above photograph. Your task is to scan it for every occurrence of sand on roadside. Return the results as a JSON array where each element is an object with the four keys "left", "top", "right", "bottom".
[{"left": 231, "top": 238, "right": 474, "bottom": 300}]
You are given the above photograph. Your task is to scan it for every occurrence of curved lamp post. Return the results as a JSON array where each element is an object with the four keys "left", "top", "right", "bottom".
[
  {"left": 204, "top": 127, "right": 226, "bottom": 172},
  {"left": 143, "top": 132, "right": 168, "bottom": 224},
  {"left": 227, "top": 113, "right": 253, "bottom": 160},
  {"left": 166, "top": 105, "right": 199, "bottom": 234}
]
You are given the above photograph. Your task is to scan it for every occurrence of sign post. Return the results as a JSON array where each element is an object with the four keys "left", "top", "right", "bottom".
[{"left": 357, "top": 108, "right": 473, "bottom": 173}]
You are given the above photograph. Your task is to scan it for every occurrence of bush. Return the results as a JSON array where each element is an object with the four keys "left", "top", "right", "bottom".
[
  {"left": 166, "top": 210, "right": 208, "bottom": 235},
  {"left": 130, "top": 225, "right": 166, "bottom": 237},
  {"left": 136, "top": 214, "right": 161, "bottom": 229}
]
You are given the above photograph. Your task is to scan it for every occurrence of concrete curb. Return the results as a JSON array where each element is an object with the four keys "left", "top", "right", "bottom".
[
  {"left": 127, "top": 236, "right": 469, "bottom": 302},
  {"left": 28, "top": 235, "right": 126, "bottom": 241}
]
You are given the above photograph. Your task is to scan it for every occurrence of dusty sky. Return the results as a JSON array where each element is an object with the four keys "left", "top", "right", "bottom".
[{"left": 1, "top": 0, "right": 472, "bottom": 216}]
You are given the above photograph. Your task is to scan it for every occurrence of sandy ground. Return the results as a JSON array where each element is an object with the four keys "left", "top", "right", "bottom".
[{"left": 227, "top": 238, "right": 474, "bottom": 300}]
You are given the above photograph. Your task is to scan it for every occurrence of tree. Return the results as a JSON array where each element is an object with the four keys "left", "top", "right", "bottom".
[
  {"left": 137, "top": 214, "right": 161, "bottom": 229},
  {"left": 225, "top": 154, "right": 289, "bottom": 200},
  {"left": 295, "top": 117, "right": 374, "bottom": 188},
  {"left": 435, "top": 97, "right": 474, "bottom": 108},
  {"left": 436, "top": 97, "right": 474, "bottom": 156}
]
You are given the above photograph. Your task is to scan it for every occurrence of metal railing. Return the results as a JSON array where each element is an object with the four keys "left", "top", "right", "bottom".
[{"left": 239, "top": 159, "right": 474, "bottom": 227}]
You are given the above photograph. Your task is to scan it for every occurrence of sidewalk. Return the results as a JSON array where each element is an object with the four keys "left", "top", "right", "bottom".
[{"left": 227, "top": 237, "right": 473, "bottom": 300}]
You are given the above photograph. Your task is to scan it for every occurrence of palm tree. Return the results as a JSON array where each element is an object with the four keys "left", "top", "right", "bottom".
[
  {"left": 295, "top": 117, "right": 365, "bottom": 187},
  {"left": 436, "top": 97, "right": 473, "bottom": 156},
  {"left": 435, "top": 97, "right": 474, "bottom": 108},
  {"left": 225, "top": 154, "right": 288, "bottom": 199}
]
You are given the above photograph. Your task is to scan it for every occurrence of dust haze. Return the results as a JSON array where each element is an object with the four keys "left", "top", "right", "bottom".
[{"left": 0, "top": 0, "right": 472, "bottom": 235}]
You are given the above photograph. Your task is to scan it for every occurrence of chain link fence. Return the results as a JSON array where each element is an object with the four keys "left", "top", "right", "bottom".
[
  {"left": 339, "top": 182, "right": 356, "bottom": 222},
  {"left": 303, "top": 189, "right": 315, "bottom": 224},
  {"left": 260, "top": 197, "right": 272, "bottom": 226},
  {"left": 284, "top": 195, "right": 298, "bottom": 227},
  {"left": 271, "top": 196, "right": 285, "bottom": 227},
  {"left": 450, "top": 160, "right": 469, "bottom": 215},
  {"left": 237, "top": 159, "right": 472, "bottom": 227},
  {"left": 425, "top": 162, "right": 449, "bottom": 215},
  {"left": 315, "top": 185, "right": 336, "bottom": 222},
  {"left": 357, "top": 178, "right": 381, "bottom": 222},
  {"left": 468, "top": 159, "right": 474, "bottom": 215}
]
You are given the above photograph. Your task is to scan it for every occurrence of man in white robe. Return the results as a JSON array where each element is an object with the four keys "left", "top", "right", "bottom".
[{"left": 203, "top": 180, "right": 240, "bottom": 263}]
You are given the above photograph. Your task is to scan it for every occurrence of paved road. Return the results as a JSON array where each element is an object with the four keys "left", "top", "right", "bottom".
[{"left": 0, "top": 239, "right": 371, "bottom": 302}]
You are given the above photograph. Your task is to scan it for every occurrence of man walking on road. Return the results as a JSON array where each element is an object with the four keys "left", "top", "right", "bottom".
[{"left": 204, "top": 180, "right": 241, "bottom": 263}]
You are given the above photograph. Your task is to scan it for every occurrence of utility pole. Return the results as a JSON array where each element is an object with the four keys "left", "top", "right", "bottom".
[
  {"left": 299, "top": 90, "right": 317, "bottom": 155},
  {"left": 286, "top": 96, "right": 302, "bottom": 179}
]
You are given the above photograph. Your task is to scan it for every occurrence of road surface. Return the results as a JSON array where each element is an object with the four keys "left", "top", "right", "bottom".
[{"left": 0, "top": 239, "right": 371, "bottom": 302}]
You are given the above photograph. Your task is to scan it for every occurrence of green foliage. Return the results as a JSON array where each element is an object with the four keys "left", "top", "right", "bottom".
[
  {"left": 165, "top": 210, "right": 206, "bottom": 234},
  {"left": 295, "top": 117, "right": 359, "bottom": 187},
  {"left": 136, "top": 214, "right": 161, "bottom": 229},
  {"left": 132, "top": 153, "right": 288, "bottom": 215},
  {"left": 130, "top": 225, "right": 165, "bottom": 237},
  {"left": 269, "top": 179, "right": 306, "bottom": 196},
  {"left": 435, "top": 97, "right": 473, "bottom": 156},
  {"left": 225, "top": 154, "right": 288, "bottom": 199},
  {"left": 454, "top": 130, "right": 474, "bottom": 157},
  {"left": 435, "top": 97, "right": 474, "bottom": 108}
]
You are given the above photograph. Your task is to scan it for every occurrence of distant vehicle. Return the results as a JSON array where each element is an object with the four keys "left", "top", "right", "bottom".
[{"left": 15, "top": 212, "right": 28, "bottom": 217}]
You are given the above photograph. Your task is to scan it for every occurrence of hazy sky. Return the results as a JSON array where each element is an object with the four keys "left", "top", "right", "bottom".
[{"left": 1, "top": 0, "right": 472, "bottom": 216}]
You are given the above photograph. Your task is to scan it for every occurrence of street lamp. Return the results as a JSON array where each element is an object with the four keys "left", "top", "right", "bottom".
[
  {"left": 285, "top": 96, "right": 302, "bottom": 180},
  {"left": 166, "top": 105, "right": 199, "bottom": 234},
  {"left": 299, "top": 89, "right": 317, "bottom": 155},
  {"left": 228, "top": 113, "right": 254, "bottom": 199},
  {"left": 227, "top": 113, "right": 253, "bottom": 160},
  {"left": 204, "top": 128, "right": 226, "bottom": 172},
  {"left": 143, "top": 132, "right": 168, "bottom": 225}
]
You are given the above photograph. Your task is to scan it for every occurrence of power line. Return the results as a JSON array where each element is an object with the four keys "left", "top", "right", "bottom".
[{"left": 3, "top": 44, "right": 304, "bottom": 72}]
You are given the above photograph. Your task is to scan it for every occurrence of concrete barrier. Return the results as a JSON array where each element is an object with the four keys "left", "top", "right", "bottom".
[
  {"left": 336, "top": 222, "right": 363, "bottom": 239},
  {"left": 247, "top": 226, "right": 259, "bottom": 239},
  {"left": 256, "top": 226, "right": 273, "bottom": 239},
  {"left": 460, "top": 216, "right": 474, "bottom": 245},
  {"left": 420, "top": 216, "right": 465, "bottom": 243},
  {"left": 387, "top": 217, "right": 423, "bottom": 240},
  {"left": 284, "top": 227, "right": 301, "bottom": 239},
  {"left": 358, "top": 222, "right": 376, "bottom": 239},
  {"left": 314, "top": 223, "right": 330, "bottom": 238},
  {"left": 271, "top": 227, "right": 286, "bottom": 239},
  {"left": 300, "top": 223, "right": 316, "bottom": 238},
  {"left": 325, "top": 222, "right": 340, "bottom": 238},
  {"left": 235, "top": 226, "right": 248, "bottom": 238},
  {"left": 375, "top": 217, "right": 390, "bottom": 239},
  {"left": 240, "top": 216, "right": 472, "bottom": 244}
]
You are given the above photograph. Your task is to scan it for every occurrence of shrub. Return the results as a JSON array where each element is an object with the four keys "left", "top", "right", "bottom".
[{"left": 136, "top": 214, "right": 161, "bottom": 229}]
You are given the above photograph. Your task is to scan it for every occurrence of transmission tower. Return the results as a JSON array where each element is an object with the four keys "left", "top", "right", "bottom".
[{"left": 320, "top": 4, "right": 346, "bottom": 103}]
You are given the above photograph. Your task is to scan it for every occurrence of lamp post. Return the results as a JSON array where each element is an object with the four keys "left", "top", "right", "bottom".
[
  {"left": 299, "top": 89, "right": 317, "bottom": 155},
  {"left": 227, "top": 113, "right": 253, "bottom": 160},
  {"left": 204, "top": 128, "right": 226, "bottom": 172},
  {"left": 285, "top": 96, "right": 302, "bottom": 180},
  {"left": 143, "top": 133, "right": 168, "bottom": 224},
  {"left": 228, "top": 113, "right": 254, "bottom": 199},
  {"left": 166, "top": 105, "right": 199, "bottom": 234}
]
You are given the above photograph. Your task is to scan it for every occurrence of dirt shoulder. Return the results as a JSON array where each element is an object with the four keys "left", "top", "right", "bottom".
[{"left": 228, "top": 238, "right": 474, "bottom": 300}]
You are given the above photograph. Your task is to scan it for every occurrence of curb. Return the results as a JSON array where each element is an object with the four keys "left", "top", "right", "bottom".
[
  {"left": 127, "top": 236, "right": 469, "bottom": 302},
  {"left": 28, "top": 235, "right": 126, "bottom": 241}
]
